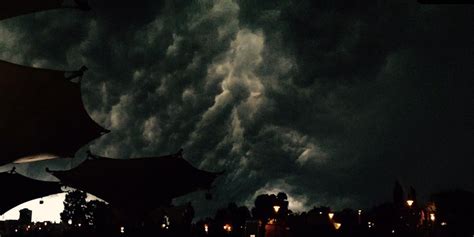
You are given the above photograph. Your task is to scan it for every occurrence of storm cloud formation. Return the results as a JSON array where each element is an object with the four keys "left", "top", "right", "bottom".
[{"left": 0, "top": 0, "right": 472, "bottom": 217}]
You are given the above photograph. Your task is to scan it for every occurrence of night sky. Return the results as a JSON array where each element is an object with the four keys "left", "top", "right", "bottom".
[{"left": 0, "top": 0, "right": 472, "bottom": 218}]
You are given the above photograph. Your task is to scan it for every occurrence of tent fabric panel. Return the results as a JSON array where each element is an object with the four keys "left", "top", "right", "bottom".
[
  {"left": 0, "top": 172, "right": 62, "bottom": 215},
  {"left": 0, "top": 0, "right": 65, "bottom": 20},
  {"left": 0, "top": 60, "right": 108, "bottom": 165},
  {"left": 50, "top": 152, "right": 220, "bottom": 210}
]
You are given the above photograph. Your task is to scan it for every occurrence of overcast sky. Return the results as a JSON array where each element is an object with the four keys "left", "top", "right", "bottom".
[{"left": 0, "top": 0, "right": 472, "bottom": 219}]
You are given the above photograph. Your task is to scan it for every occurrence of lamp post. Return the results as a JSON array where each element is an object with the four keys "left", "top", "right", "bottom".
[
  {"left": 272, "top": 205, "right": 281, "bottom": 223},
  {"left": 405, "top": 200, "right": 415, "bottom": 230},
  {"left": 357, "top": 210, "right": 362, "bottom": 225}
]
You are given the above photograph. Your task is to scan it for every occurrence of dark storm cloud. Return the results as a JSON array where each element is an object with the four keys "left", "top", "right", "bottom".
[
  {"left": 0, "top": 0, "right": 472, "bottom": 217},
  {"left": 235, "top": 0, "right": 473, "bottom": 204}
]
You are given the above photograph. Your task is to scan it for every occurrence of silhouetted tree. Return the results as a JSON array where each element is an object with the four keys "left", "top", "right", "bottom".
[
  {"left": 251, "top": 192, "right": 289, "bottom": 235},
  {"left": 86, "top": 200, "right": 112, "bottom": 231},
  {"left": 61, "top": 189, "right": 88, "bottom": 226},
  {"left": 214, "top": 202, "right": 250, "bottom": 236},
  {"left": 393, "top": 180, "right": 404, "bottom": 207},
  {"left": 289, "top": 206, "right": 332, "bottom": 236},
  {"left": 252, "top": 194, "right": 274, "bottom": 223},
  {"left": 181, "top": 202, "right": 195, "bottom": 235},
  {"left": 431, "top": 189, "right": 474, "bottom": 237},
  {"left": 275, "top": 192, "right": 289, "bottom": 219},
  {"left": 277, "top": 192, "right": 288, "bottom": 202}
]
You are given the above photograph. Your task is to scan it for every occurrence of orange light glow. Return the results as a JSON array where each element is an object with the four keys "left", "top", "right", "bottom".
[{"left": 223, "top": 224, "right": 232, "bottom": 232}]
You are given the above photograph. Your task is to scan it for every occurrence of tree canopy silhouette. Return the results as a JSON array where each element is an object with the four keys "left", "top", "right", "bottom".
[
  {"left": 251, "top": 192, "right": 289, "bottom": 235},
  {"left": 61, "top": 189, "right": 88, "bottom": 226}
]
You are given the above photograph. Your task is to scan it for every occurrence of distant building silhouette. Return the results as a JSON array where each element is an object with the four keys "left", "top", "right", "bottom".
[{"left": 18, "top": 208, "right": 32, "bottom": 224}]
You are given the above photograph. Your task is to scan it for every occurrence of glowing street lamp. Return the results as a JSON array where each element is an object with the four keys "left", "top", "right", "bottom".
[
  {"left": 273, "top": 205, "right": 281, "bottom": 213},
  {"left": 406, "top": 200, "right": 414, "bottom": 207},
  {"left": 328, "top": 212, "right": 334, "bottom": 220},
  {"left": 223, "top": 224, "right": 232, "bottom": 233},
  {"left": 204, "top": 224, "right": 209, "bottom": 234},
  {"left": 333, "top": 222, "right": 342, "bottom": 230},
  {"left": 429, "top": 213, "right": 435, "bottom": 222}
]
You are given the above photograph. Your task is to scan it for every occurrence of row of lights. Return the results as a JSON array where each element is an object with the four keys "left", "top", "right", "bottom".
[
  {"left": 406, "top": 199, "right": 438, "bottom": 223},
  {"left": 14, "top": 223, "right": 48, "bottom": 233},
  {"left": 327, "top": 212, "right": 342, "bottom": 230},
  {"left": 70, "top": 221, "right": 125, "bottom": 234},
  {"left": 206, "top": 203, "right": 437, "bottom": 234},
  {"left": 203, "top": 223, "right": 232, "bottom": 234}
]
